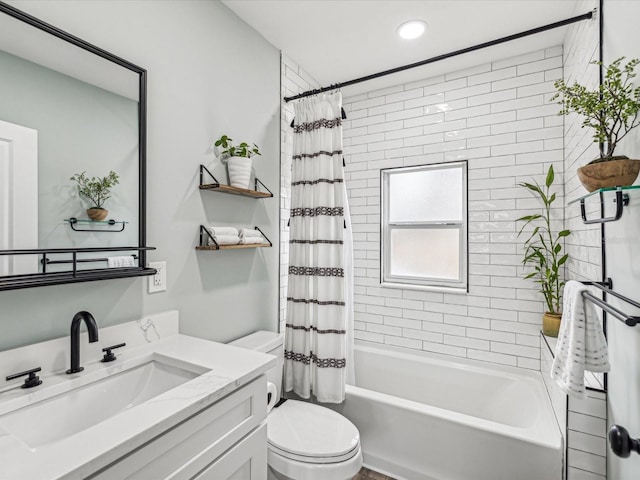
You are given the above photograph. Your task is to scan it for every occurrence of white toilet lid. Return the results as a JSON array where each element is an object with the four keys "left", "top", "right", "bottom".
[{"left": 267, "top": 400, "right": 360, "bottom": 463}]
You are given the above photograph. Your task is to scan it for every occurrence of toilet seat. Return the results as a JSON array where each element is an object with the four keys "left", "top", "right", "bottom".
[{"left": 267, "top": 399, "right": 360, "bottom": 464}]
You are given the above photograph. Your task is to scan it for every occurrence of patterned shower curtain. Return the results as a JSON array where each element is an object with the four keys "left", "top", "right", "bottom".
[{"left": 284, "top": 92, "right": 348, "bottom": 404}]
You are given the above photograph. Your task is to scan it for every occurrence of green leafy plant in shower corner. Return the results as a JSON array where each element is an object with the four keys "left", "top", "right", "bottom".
[
  {"left": 214, "top": 134, "right": 261, "bottom": 158},
  {"left": 70, "top": 170, "right": 119, "bottom": 209},
  {"left": 517, "top": 165, "right": 570, "bottom": 315}
]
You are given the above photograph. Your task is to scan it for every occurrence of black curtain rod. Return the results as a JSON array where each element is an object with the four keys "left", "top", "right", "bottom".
[{"left": 284, "top": 10, "right": 594, "bottom": 103}]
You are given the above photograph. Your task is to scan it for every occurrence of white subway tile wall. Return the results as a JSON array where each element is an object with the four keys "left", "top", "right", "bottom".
[
  {"left": 280, "top": 54, "right": 321, "bottom": 333},
  {"left": 563, "top": 0, "right": 602, "bottom": 284},
  {"left": 340, "top": 47, "right": 566, "bottom": 371},
  {"left": 560, "top": 4, "right": 607, "bottom": 480}
]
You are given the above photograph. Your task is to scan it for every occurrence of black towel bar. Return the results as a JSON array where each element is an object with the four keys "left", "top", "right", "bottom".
[{"left": 580, "top": 280, "right": 640, "bottom": 327}]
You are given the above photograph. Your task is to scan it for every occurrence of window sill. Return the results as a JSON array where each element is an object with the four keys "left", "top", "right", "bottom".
[{"left": 380, "top": 281, "right": 467, "bottom": 295}]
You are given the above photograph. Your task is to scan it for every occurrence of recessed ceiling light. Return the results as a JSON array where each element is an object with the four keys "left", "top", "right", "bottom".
[{"left": 397, "top": 20, "right": 426, "bottom": 40}]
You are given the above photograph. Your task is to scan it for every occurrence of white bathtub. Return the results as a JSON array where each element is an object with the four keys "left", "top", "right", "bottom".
[{"left": 329, "top": 344, "right": 563, "bottom": 480}]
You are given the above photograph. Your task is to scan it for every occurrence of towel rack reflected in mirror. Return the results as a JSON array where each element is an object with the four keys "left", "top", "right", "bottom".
[{"left": 580, "top": 280, "right": 640, "bottom": 327}]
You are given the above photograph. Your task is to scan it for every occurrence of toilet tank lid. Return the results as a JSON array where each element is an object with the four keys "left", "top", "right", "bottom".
[{"left": 228, "top": 330, "right": 283, "bottom": 353}]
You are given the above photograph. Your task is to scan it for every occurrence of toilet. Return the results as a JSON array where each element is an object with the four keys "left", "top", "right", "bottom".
[{"left": 230, "top": 331, "right": 362, "bottom": 480}]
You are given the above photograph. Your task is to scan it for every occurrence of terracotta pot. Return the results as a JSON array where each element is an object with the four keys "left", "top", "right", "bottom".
[
  {"left": 577, "top": 158, "right": 640, "bottom": 192},
  {"left": 87, "top": 208, "right": 108, "bottom": 221},
  {"left": 226, "top": 156, "right": 252, "bottom": 189},
  {"left": 542, "top": 312, "right": 562, "bottom": 338}
]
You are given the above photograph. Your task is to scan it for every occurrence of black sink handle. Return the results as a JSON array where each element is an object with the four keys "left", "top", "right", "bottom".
[
  {"left": 101, "top": 342, "right": 126, "bottom": 363},
  {"left": 6, "top": 367, "right": 43, "bottom": 388},
  {"left": 609, "top": 425, "right": 640, "bottom": 458}
]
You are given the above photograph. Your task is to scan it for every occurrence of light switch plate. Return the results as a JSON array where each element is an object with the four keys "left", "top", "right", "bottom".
[{"left": 148, "top": 261, "right": 166, "bottom": 293}]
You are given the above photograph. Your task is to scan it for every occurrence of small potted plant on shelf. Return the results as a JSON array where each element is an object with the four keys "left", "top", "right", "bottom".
[
  {"left": 214, "top": 134, "right": 261, "bottom": 189},
  {"left": 517, "top": 165, "right": 570, "bottom": 337},
  {"left": 552, "top": 57, "right": 640, "bottom": 192},
  {"left": 70, "top": 170, "right": 119, "bottom": 221}
]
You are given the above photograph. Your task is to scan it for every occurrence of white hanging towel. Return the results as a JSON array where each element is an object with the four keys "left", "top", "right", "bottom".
[{"left": 551, "top": 280, "right": 610, "bottom": 398}]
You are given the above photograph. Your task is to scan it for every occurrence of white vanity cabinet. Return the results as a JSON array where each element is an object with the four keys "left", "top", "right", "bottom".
[{"left": 88, "top": 375, "right": 268, "bottom": 480}]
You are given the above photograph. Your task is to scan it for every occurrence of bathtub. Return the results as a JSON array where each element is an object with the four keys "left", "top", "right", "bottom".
[{"left": 329, "top": 344, "right": 563, "bottom": 480}]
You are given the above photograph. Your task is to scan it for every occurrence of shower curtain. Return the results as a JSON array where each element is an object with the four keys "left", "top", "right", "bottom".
[{"left": 284, "top": 92, "right": 353, "bottom": 403}]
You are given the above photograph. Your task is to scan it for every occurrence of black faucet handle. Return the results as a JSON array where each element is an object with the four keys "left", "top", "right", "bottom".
[
  {"left": 101, "top": 342, "right": 126, "bottom": 362},
  {"left": 6, "top": 367, "right": 43, "bottom": 388}
]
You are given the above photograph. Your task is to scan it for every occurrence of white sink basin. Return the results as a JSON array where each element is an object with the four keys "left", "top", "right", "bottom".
[{"left": 0, "top": 357, "right": 200, "bottom": 447}]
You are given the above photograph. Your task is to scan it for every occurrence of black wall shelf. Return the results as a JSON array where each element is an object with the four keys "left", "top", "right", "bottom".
[
  {"left": 199, "top": 165, "right": 273, "bottom": 198},
  {"left": 0, "top": 246, "right": 155, "bottom": 291},
  {"left": 196, "top": 225, "right": 272, "bottom": 251}
]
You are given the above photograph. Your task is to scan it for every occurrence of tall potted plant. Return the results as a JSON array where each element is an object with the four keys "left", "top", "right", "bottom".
[
  {"left": 70, "top": 170, "right": 119, "bottom": 221},
  {"left": 214, "top": 134, "right": 261, "bottom": 189},
  {"left": 552, "top": 57, "right": 640, "bottom": 192},
  {"left": 517, "top": 165, "right": 570, "bottom": 337}
]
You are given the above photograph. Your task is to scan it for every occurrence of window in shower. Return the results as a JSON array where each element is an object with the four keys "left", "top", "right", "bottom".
[{"left": 381, "top": 161, "right": 467, "bottom": 292}]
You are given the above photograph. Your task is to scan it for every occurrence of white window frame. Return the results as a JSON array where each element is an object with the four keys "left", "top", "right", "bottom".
[{"left": 381, "top": 161, "right": 468, "bottom": 293}]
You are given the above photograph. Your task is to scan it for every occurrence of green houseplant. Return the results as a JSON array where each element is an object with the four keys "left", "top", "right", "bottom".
[
  {"left": 214, "top": 134, "right": 261, "bottom": 189},
  {"left": 70, "top": 170, "right": 119, "bottom": 221},
  {"left": 552, "top": 57, "right": 640, "bottom": 191},
  {"left": 517, "top": 165, "right": 570, "bottom": 337}
]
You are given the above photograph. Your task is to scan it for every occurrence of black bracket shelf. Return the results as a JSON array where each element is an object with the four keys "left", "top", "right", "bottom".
[
  {"left": 0, "top": 246, "right": 156, "bottom": 291},
  {"left": 199, "top": 164, "right": 273, "bottom": 198},
  {"left": 569, "top": 186, "right": 638, "bottom": 224},
  {"left": 65, "top": 217, "right": 128, "bottom": 232},
  {"left": 196, "top": 225, "right": 272, "bottom": 250}
]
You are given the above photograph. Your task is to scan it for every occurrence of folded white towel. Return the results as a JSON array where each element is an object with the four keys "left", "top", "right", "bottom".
[
  {"left": 107, "top": 256, "right": 136, "bottom": 268},
  {"left": 239, "top": 228, "right": 262, "bottom": 238},
  {"left": 239, "top": 236, "right": 265, "bottom": 245},
  {"left": 210, "top": 234, "right": 240, "bottom": 246},
  {"left": 208, "top": 226, "right": 239, "bottom": 236},
  {"left": 551, "top": 280, "right": 610, "bottom": 398}
]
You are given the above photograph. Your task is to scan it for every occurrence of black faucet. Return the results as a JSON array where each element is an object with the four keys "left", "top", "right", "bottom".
[{"left": 66, "top": 311, "right": 99, "bottom": 374}]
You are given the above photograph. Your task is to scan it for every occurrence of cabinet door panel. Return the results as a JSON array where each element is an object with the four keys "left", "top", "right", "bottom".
[{"left": 193, "top": 424, "right": 267, "bottom": 480}]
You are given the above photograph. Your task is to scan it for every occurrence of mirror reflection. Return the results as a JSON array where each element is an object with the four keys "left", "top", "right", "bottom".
[{"left": 0, "top": 10, "right": 141, "bottom": 276}]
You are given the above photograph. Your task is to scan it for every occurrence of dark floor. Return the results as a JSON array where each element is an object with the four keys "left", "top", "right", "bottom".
[{"left": 353, "top": 467, "right": 397, "bottom": 480}]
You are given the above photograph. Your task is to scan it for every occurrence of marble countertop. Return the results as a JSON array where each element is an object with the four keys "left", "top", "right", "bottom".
[{"left": 0, "top": 315, "right": 275, "bottom": 480}]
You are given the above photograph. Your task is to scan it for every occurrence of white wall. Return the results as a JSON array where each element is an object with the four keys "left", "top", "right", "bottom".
[
  {"left": 602, "top": 1, "right": 640, "bottom": 478},
  {"left": 0, "top": 0, "right": 281, "bottom": 350},
  {"left": 341, "top": 48, "right": 564, "bottom": 370}
]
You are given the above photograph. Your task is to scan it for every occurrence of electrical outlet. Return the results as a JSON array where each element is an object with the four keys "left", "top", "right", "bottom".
[{"left": 148, "top": 261, "right": 166, "bottom": 293}]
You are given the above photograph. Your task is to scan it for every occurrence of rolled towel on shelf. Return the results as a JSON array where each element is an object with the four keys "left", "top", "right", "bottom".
[
  {"left": 238, "top": 228, "right": 262, "bottom": 238},
  {"left": 107, "top": 256, "right": 136, "bottom": 268},
  {"left": 209, "top": 234, "right": 240, "bottom": 246},
  {"left": 551, "top": 280, "right": 610, "bottom": 398},
  {"left": 208, "top": 226, "right": 239, "bottom": 236},
  {"left": 239, "top": 236, "right": 265, "bottom": 245}
]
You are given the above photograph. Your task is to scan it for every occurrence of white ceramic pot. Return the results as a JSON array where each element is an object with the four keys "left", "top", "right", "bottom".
[{"left": 227, "top": 156, "right": 252, "bottom": 189}]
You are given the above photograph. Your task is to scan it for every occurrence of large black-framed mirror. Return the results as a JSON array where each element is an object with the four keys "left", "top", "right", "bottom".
[{"left": 0, "top": 1, "right": 155, "bottom": 290}]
